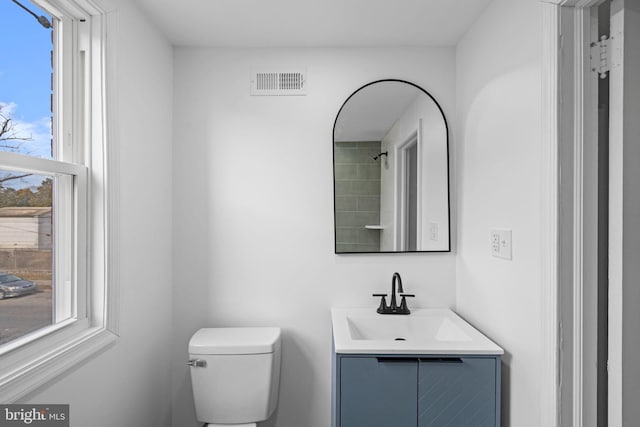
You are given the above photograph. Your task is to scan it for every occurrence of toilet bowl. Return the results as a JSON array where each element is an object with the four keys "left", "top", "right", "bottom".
[{"left": 188, "top": 327, "right": 281, "bottom": 426}]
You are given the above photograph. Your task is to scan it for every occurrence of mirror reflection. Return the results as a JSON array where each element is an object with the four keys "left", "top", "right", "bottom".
[{"left": 333, "top": 80, "right": 450, "bottom": 253}]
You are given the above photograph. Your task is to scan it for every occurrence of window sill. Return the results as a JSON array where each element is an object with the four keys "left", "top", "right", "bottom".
[{"left": 0, "top": 325, "right": 118, "bottom": 402}]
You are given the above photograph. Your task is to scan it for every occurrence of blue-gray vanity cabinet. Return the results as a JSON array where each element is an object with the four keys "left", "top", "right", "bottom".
[
  {"left": 340, "top": 356, "right": 418, "bottom": 427},
  {"left": 418, "top": 357, "right": 499, "bottom": 426},
  {"left": 332, "top": 354, "right": 501, "bottom": 427}
]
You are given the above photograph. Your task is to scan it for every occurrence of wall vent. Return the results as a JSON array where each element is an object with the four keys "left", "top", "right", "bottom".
[{"left": 251, "top": 70, "right": 307, "bottom": 96}]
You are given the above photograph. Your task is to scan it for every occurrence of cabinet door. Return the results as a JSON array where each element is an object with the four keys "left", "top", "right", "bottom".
[
  {"left": 340, "top": 356, "right": 418, "bottom": 427},
  {"left": 418, "top": 357, "right": 498, "bottom": 427}
]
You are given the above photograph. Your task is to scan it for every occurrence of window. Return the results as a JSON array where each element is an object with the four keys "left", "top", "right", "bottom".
[{"left": 0, "top": 0, "right": 117, "bottom": 401}]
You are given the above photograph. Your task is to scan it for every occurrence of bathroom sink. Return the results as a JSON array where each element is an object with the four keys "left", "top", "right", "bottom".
[
  {"left": 331, "top": 308, "right": 503, "bottom": 355},
  {"left": 346, "top": 313, "right": 471, "bottom": 342}
]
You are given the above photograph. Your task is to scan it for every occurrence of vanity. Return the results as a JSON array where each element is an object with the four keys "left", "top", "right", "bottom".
[
  {"left": 331, "top": 308, "right": 503, "bottom": 427},
  {"left": 332, "top": 79, "right": 499, "bottom": 425}
]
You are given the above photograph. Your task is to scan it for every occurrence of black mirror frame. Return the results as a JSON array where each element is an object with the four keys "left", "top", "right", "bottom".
[{"left": 332, "top": 79, "right": 452, "bottom": 254}]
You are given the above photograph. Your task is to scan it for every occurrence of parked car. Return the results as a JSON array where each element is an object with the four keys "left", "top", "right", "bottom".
[{"left": 0, "top": 274, "right": 37, "bottom": 299}]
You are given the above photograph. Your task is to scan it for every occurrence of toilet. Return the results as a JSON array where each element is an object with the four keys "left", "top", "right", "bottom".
[{"left": 188, "top": 327, "right": 282, "bottom": 427}]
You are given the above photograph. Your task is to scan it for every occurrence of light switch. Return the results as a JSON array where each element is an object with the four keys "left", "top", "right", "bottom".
[{"left": 429, "top": 222, "right": 439, "bottom": 241}]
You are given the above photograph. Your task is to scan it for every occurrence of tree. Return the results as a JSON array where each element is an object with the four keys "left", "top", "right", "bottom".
[
  {"left": 0, "top": 178, "right": 52, "bottom": 208},
  {"left": 0, "top": 105, "right": 35, "bottom": 189},
  {"left": 0, "top": 106, "right": 52, "bottom": 209},
  {"left": 30, "top": 178, "right": 52, "bottom": 206},
  {"left": 0, "top": 104, "right": 32, "bottom": 151}
]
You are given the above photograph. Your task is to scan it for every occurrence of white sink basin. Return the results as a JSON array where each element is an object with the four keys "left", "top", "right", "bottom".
[{"left": 332, "top": 308, "right": 503, "bottom": 355}]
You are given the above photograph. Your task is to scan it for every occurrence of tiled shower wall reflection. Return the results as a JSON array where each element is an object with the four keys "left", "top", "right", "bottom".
[{"left": 334, "top": 141, "right": 381, "bottom": 252}]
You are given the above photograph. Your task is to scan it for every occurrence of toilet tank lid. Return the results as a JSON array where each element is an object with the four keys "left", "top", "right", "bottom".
[{"left": 189, "top": 327, "right": 281, "bottom": 355}]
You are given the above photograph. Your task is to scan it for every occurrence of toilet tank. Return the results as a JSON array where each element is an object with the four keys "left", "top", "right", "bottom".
[{"left": 188, "top": 327, "right": 281, "bottom": 424}]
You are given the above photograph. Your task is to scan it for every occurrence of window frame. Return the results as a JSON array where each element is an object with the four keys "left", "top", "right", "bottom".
[{"left": 0, "top": 0, "right": 119, "bottom": 402}]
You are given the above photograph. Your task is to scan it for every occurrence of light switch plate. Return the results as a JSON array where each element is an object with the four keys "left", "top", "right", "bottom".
[
  {"left": 429, "top": 222, "right": 439, "bottom": 241},
  {"left": 490, "top": 229, "right": 512, "bottom": 260}
]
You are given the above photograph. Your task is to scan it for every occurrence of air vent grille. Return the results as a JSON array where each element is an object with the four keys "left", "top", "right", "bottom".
[{"left": 251, "top": 70, "right": 307, "bottom": 96}]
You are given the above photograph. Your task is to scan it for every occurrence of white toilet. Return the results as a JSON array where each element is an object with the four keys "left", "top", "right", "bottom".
[{"left": 188, "top": 327, "right": 282, "bottom": 427}]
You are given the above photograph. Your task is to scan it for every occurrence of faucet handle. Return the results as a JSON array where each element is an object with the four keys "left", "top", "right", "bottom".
[
  {"left": 398, "top": 294, "right": 415, "bottom": 314},
  {"left": 372, "top": 293, "right": 389, "bottom": 314}
]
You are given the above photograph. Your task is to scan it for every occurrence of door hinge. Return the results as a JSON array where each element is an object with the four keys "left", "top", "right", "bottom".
[
  {"left": 591, "top": 35, "right": 610, "bottom": 79},
  {"left": 591, "top": 33, "right": 623, "bottom": 79}
]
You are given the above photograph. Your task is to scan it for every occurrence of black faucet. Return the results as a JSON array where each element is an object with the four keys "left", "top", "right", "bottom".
[{"left": 373, "top": 272, "right": 415, "bottom": 315}]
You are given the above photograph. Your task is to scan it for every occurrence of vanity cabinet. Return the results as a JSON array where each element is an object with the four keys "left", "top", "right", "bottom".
[
  {"left": 332, "top": 354, "right": 501, "bottom": 427},
  {"left": 340, "top": 356, "right": 417, "bottom": 426}
]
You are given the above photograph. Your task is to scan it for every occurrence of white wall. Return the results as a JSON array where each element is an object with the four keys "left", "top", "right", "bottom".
[
  {"left": 24, "top": 1, "right": 174, "bottom": 426},
  {"left": 455, "top": 0, "right": 543, "bottom": 425},
  {"left": 8, "top": 2, "right": 550, "bottom": 424},
  {"left": 171, "top": 47, "right": 457, "bottom": 427}
]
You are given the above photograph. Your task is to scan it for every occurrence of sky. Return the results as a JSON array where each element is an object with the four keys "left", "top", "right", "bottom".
[{"left": 0, "top": 0, "right": 52, "bottom": 160}]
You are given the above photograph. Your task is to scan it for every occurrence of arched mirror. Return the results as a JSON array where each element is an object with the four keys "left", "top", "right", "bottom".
[{"left": 333, "top": 79, "right": 450, "bottom": 253}]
